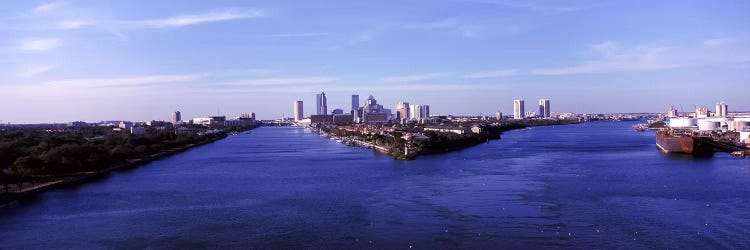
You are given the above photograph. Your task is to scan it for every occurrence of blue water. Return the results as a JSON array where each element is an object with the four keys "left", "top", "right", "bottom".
[{"left": 1, "top": 122, "right": 749, "bottom": 249}]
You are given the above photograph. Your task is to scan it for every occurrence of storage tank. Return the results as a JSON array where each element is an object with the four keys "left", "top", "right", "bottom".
[
  {"left": 698, "top": 120, "right": 721, "bottom": 131},
  {"left": 729, "top": 121, "right": 750, "bottom": 132},
  {"left": 668, "top": 118, "right": 697, "bottom": 128}
]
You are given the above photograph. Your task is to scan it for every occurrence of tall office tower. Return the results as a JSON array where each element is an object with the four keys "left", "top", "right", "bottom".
[
  {"left": 293, "top": 100, "right": 303, "bottom": 121},
  {"left": 396, "top": 101, "right": 410, "bottom": 121},
  {"left": 171, "top": 111, "right": 181, "bottom": 124},
  {"left": 496, "top": 111, "right": 503, "bottom": 120},
  {"left": 539, "top": 99, "right": 550, "bottom": 118},
  {"left": 716, "top": 101, "right": 728, "bottom": 117},
  {"left": 351, "top": 94, "right": 360, "bottom": 112},
  {"left": 316, "top": 92, "right": 328, "bottom": 115},
  {"left": 421, "top": 105, "right": 430, "bottom": 118},
  {"left": 410, "top": 104, "right": 422, "bottom": 120},
  {"left": 514, "top": 99, "right": 525, "bottom": 119}
]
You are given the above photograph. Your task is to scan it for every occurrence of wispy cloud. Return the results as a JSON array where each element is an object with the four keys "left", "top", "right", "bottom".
[
  {"left": 703, "top": 38, "right": 736, "bottom": 47},
  {"left": 464, "top": 69, "right": 519, "bottom": 78},
  {"left": 34, "top": 1, "right": 68, "bottom": 14},
  {"left": 19, "top": 38, "right": 62, "bottom": 52},
  {"left": 56, "top": 20, "right": 91, "bottom": 30},
  {"left": 529, "top": 41, "right": 690, "bottom": 75},
  {"left": 261, "top": 32, "right": 330, "bottom": 38},
  {"left": 138, "top": 8, "right": 267, "bottom": 28},
  {"left": 45, "top": 74, "right": 203, "bottom": 88},
  {"left": 221, "top": 77, "right": 338, "bottom": 86},
  {"left": 471, "top": 0, "right": 596, "bottom": 13},
  {"left": 380, "top": 73, "right": 447, "bottom": 83},
  {"left": 18, "top": 65, "right": 56, "bottom": 77},
  {"left": 405, "top": 18, "right": 480, "bottom": 38}
]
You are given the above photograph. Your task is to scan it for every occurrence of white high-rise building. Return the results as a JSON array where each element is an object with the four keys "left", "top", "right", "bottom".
[
  {"left": 171, "top": 111, "right": 181, "bottom": 124},
  {"left": 293, "top": 100, "right": 303, "bottom": 121},
  {"left": 316, "top": 92, "right": 328, "bottom": 115},
  {"left": 410, "top": 104, "right": 423, "bottom": 120},
  {"left": 538, "top": 99, "right": 550, "bottom": 118},
  {"left": 514, "top": 99, "right": 525, "bottom": 119},
  {"left": 496, "top": 111, "right": 503, "bottom": 120},
  {"left": 715, "top": 101, "right": 728, "bottom": 117},
  {"left": 396, "top": 101, "right": 410, "bottom": 121}
]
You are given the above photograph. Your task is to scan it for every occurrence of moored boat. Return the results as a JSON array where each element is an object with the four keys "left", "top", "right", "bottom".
[{"left": 656, "top": 128, "right": 714, "bottom": 156}]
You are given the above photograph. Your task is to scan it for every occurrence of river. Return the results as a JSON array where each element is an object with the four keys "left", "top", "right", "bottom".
[{"left": 1, "top": 122, "right": 749, "bottom": 249}]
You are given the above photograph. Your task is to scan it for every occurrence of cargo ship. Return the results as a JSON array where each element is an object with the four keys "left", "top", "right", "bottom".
[{"left": 656, "top": 128, "right": 714, "bottom": 156}]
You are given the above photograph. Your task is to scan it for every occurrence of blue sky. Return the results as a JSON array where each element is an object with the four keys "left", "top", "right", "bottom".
[{"left": 1, "top": 0, "right": 748, "bottom": 123}]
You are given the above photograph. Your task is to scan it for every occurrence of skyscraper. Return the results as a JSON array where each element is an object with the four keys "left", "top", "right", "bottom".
[
  {"left": 351, "top": 94, "right": 359, "bottom": 112},
  {"left": 496, "top": 111, "right": 503, "bottom": 120},
  {"left": 538, "top": 99, "right": 550, "bottom": 118},
  {"left": 293, "top": 100, "right": 303, "bottom": 121},
  {"left": 316, "top": 92, "right": 327, "bottom": 115},
  {"left": 514, "top": 99, "right": 525, "bottom": 119},
  {"left": 422, "top": 105, "right": 430, "bottom": 118},
  {"left": 410, "top": 104, "right": 422, "bottom": 120},
  {"left": 171, "top": 111, "right": 181, "bottom": 124},
  {"left": 396, "top": 101, "right": 410, "bottom": 121}
]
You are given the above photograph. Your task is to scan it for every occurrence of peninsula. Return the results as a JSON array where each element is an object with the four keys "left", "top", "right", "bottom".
[{"left": 314, "top": 118, "right": 581, "bottom": 160}]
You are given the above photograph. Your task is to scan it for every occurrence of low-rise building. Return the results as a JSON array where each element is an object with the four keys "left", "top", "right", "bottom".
[
  {"left": 310, "top": 114, "right": 334, "bottom": 124},
  {"left": 424, "top": 126, "right": 470, "bottom": 135},
  {"left": 130, "top": 127, "right": 146, "bottom": 135},
  {"left": 333, "top": 114, "right": 353, "bottom": 125}
]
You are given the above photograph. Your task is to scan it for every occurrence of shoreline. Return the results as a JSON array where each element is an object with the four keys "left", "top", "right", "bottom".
[{"left": 0, "top": 133, "right": 229, "bottom": 205}]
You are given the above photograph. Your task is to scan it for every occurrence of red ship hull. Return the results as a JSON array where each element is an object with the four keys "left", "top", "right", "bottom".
[{"left": 656, "top": 131, "right": 714, "bottom": 156}]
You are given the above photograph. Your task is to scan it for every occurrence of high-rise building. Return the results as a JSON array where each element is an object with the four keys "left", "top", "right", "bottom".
[
  {"left": 496, "top": 111, "right": 503, "bottom": 120},
  {"left": 422, "top": 105, "right": 430, "bottom": 118},
  {"left": 316, "top": 92, "right": 328, "bottom": 115},
  {"left": 538, "top": 99, "right": 550, "bottom": 118},
  {"left": 351, "top": 94, "right": 359, "bottom": 112},
  {"left": 410, "top": 104, "right": 422, "bottom": 120},
  {"left": 293, "top": 100, "right": 303, "bottom": 121},
  {"left": 396, "top": 101, "right": 410, "bottom": 121},
  {"left": 514, "top": 99, "right": 525, "bottom": 119},
  {"left": 715, "top": 101, "right": 728, "bottom": 117},
  {"left": 171, "top": 111, "right": 181, "bottom": 124}
]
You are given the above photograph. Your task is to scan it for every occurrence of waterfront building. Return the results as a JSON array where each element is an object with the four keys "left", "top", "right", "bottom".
[
  {"left": 496, "top": 111, "right": 503, "bottom": 121},
  {"left": 316, "top": 92, "right": 328, "bottom": 115},
  {"left": 333, "top": 114, "right": 353, "bottom": 125},
  {"left": 539, "top": 99, "right": 550, "bottom": 118},
  {"left": 351, "top": 94, "right": 359, "bottom": 114},
  {"left": 172, "top": 111, "right": 181, "bottom": 124},
  {"left": 715, "top": 101, "right": 728, "bottom": 117},
  {"left": 424, "top": 126, "right": 469, "bottom": 135},
  {"left": 359, "top": 95, "right": 390, "bottom": 123},
  {"left": 294, "top": 100, "right": 303, "bottom": 121},
  {"left": 514, "top": 99, "right": 525, "bottom": 119},
  {"left": 310, "top": 114, "right": 334, "bottom": 124},
  {"left": 525, "top": 111, "right": 537, "bottom": 118}
]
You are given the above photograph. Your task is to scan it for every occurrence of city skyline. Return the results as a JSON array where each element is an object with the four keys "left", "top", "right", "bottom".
[{"left": 1, "top": 1, "right": 749, "bottom": 123}]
